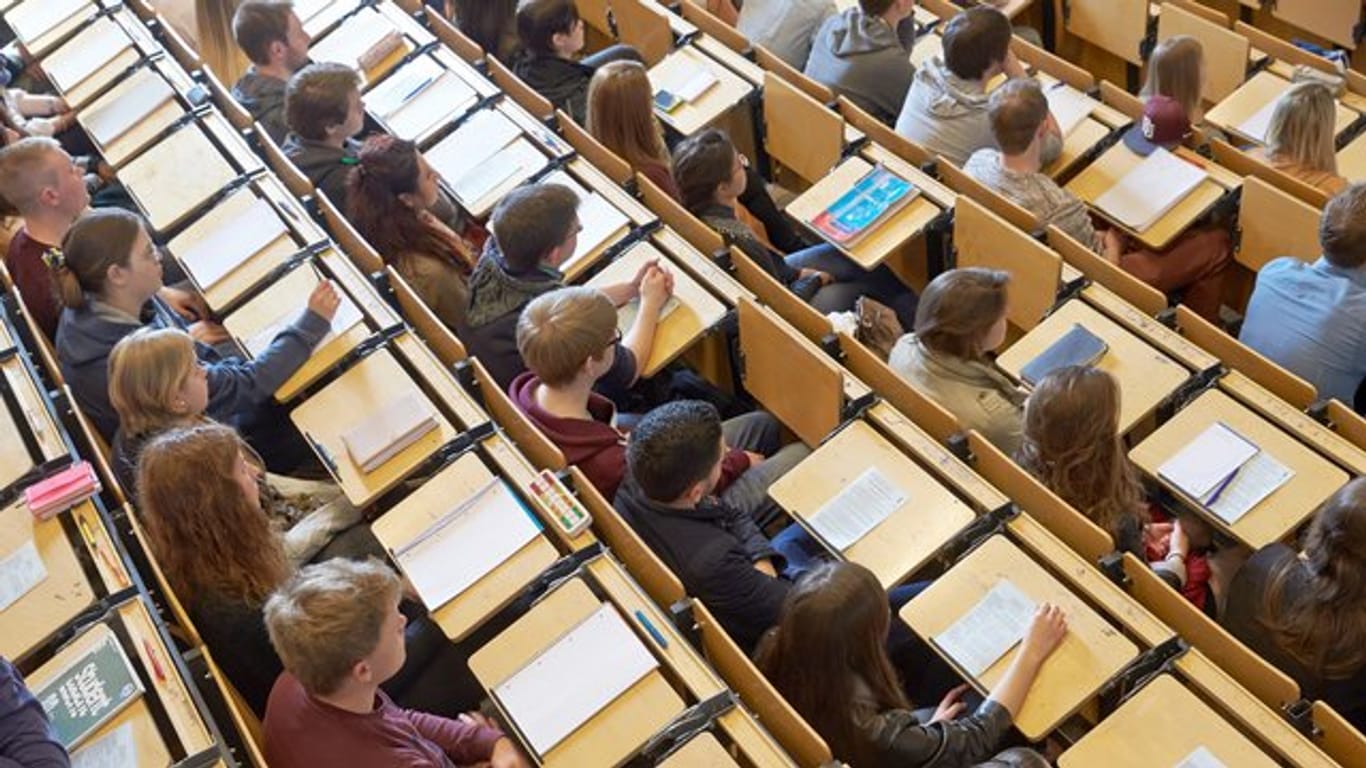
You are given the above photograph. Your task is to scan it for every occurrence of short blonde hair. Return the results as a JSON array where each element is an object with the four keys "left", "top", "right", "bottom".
[
  {"left": 1266, "top": 81, "right": 1338, "bottom": 175},
  {"left": 0, "top": 137, "right": 63, "bottom": 215},
  {"left": 108, "top": 327, "right": 198, "bottom": 437},
  {"left": 516, "top": 286, "right": 619, "bottom": 387},
  {"left": 1142, "top": 35, "right": 1205, "bottom": 117},
  {"left": 264, "top": 558, "right": 401, "bottom": 696}
]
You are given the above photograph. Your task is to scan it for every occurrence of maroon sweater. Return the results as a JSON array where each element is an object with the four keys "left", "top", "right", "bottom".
[
  {"left": 5, "top": 229, "right": 61, "bottom": 340},
  {"left": 263, "top": 673, "right": 503, "bottom": 768},
  {"left": 509, "top": 372, "right": 750, "bottom": 500}
]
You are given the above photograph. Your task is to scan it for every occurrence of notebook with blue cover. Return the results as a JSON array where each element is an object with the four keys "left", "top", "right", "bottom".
[
  {"left": 1019, "top": 323, "right": 1108, "bottom": 385},
  {"left": 810, "top": 165, "right": 918, "bottom": 246}
]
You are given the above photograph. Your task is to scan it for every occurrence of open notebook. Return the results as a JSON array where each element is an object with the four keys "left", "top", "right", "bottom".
[
  {"left": 1157, "top": 422, "right": 1293, "bottom": 525},
  {"left": 178, "top": 198, "right": 290, "bottom": 292},
  {"left": 366, "top": 57, "right": 477, "bottom": 139},
  {"left": 82, "top": 72, "right": 176, "bottom": 148},
  {"left": 1094, "top": 148, "right": 1206, "bottom": 232},
  {"left": 44, "top": 23, "right": 131, "bottom": 93},
  {"left": 8, "top": 0, "right": 87, "bottom": 44},
  {"left": 340, "top": 392, "right": 439, "bottom": 473},
  {"left": 1045, "top": 83, "right": 1095, "bottom": 137}
]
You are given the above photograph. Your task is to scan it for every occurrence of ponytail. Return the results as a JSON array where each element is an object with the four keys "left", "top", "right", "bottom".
[{"left": 54, "top": 209, "right": 146, "bottom": 308}]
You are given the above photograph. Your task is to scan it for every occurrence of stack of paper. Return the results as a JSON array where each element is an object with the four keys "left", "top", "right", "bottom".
[
  {"left": 1157, "top": 422, "right": 1293, "bottom": 524},
  {"left": 341, "top": 392, "right": 438, "bottom": 473},
  {"left": 541, "top": 171, "right": 630, "bottom": 271},
  {"left": 394, "top": 478, "right": 543, "bottom": 611},
  {"left": 1094, "top": 148, "right": 1207, "bottom": 231},
  {"left": 1045, "top": 83, "right": 1095, "bottom": 137},
  {"left": 178, "top": 199, "right": 290, "bottom": 291},
  {"left": 82, "top": 73, "right": 176, "bottom": 147},
  {"left": 0, "top": 540, "right": 47, "bottom": 612},
  {"left": 495, "top": 604, "right": 658, "bottom": 756},
  {"left": 933, "top": 580, "right": 1037, "bottom": 677},
  {"left": 8, "top": 0, "right": 87, "bottom": 44},
  {"left": 45, "top": 24, "right": 131, "bottom": 92},
  {"left": 806, "top": 467, "right": 906, "bottom": 550}
]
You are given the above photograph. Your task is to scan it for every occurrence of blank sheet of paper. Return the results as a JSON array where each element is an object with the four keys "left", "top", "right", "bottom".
[
  {"left": 1156, "top": 422, "right": 1258, "bottom": 500},
  {"left": 0, "top": 540, "right": 47, "bottom": 612},
  {"left": 1176, "top": 746, "right": 1227, "bottom": 768},
  {"left": 46, "top": 25, "right": 130, "bottom": 91},
  {"left": 395, "top": 478, "right": 542, "bottom": 611},
  {"left": 934, "top": 579, "right": 1036, "bottom": 677},
  {"left": 1237, "top": 99, "right": 1277, "bottom": 145},
  {"left": 83, "top": 73, "right": 175, "bottom": 147},
  {"left": 495, "top": 604, "right": 658, "bottom": 756},
  {"left": 1094, "top": 148, "right": 1207, "bottom": 231},
  {"left": 1208, "top": 451, "right": 1293, "bottom": 525},
  {"left": 70, "top": 722, "right": 134, "bottom": 768},
  {"left": 179, "top": 199, "right": 289, "bottom": 290},
  {"left": 806, "top": 467, "right": 905, "bottom": 550},
  {"left": 1046, "top": 84, "right": 1095, "bottom": 137}
]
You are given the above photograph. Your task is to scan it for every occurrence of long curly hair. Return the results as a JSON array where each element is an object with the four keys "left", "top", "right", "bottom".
[
  {"left": 136, "top": 423, "right": 288, "bottom": 605},
  {"left": 1016, "top": 366, "right": 1146, "bottom": 541}
]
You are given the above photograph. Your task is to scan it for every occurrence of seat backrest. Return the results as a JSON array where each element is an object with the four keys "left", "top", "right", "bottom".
[
  {"left": 468, "top": 356, "right": 567, "bottom": 471},
  {"left": 952, "top": 196, "right": 1061, "bottom": 331},
  {"left": 1174, "top": 305, "right": 1318, "bottom": 409},
  {"left": 156, "top": 12, "right": 202, "bottom": 72},
  {"left": 1046, "top": 225, "right": 1168, "bottom": 317},
  {"left": 200, "top": 66, "right": 253, "bottom": 132},
  {"left": 1011, "top": 35, "right": 1095, "bottom": 92},
  {"left": 837, "top": 96, "right": 932, "bottom": 166},
  {"left": 316, "top": 190, "right": 386, "bottom": 274},
  {"left": 836, "top": 332, "right": 962, "bottom": 444},
  {"left": 426, "top": 11, "right": 485, "bottom": 63},
  {"left": 569, "top": 467, "right": 685, "bottom": 606},
  {"left": 1156, "top": 3, "right": 1250, "bottom": 103},
  {"left": 635, "top": 171, "right": 726, "bottom": 254},
  {"left": 1234, "top": 21, "right": 1341, "bottom": 77},
  {"left": 254, "top": 123, "right": 314, "bottom": 199},
  {"left": 611, "top": 0, "right": 674, "bottom": 66},
  {"left": 1099, "top": 80, "right": 1142, "bottom": 120},
  {"left": 1236, "top": 176, "right": 1323, "bottom": 272},
  {"left": 1312, "top": 700, "right": 1366, "bottom": 768},
  {"left": 201, "top": 648, "right": 269, "bottom": 768},
  {"left": 754, "top": 45, "right": 833, "bottom": 103},
  {"left": 737, "top": 297, "right": 843, "bottom": 446},
  {"left": 557, "top": 110, "right": 633, "bottom": 186},
  {"left": 728, "top": 246, "right": 832, "bottom": 343},
  {"left": 1327, "top": 400, "right": 1366, "bottom": 453},
  {"left": 763, "top": 71, "right": 843, "bottom": 185},
  {"left": 384, "top": 266, "right": 466, "bottom": 363},
  {"left": 577, "top": 0, "right": 614, "bottom": 37},
  {"left": 487, "top": 57, "right": 554, "bottom": 121},
  {"left": 678, "top": 0, "right": 750, "bottom": 53},
  {"left": 1211, "top": 140, "right": 1330, "bottom": 209}
]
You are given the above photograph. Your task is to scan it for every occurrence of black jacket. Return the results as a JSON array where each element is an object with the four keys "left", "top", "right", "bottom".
[
  {"left": 513, "top": 54, "right": 594, "bottom": 123},
  {"left": 614, "top": 477, "right": 788, "bottom": 652}
]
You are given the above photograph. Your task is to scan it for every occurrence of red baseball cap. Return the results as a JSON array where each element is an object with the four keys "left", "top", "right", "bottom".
[{"left": 1122, "top": 95, "right": 1192, "bottom": 156}]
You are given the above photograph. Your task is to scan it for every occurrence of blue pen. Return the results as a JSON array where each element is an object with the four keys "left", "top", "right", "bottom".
[
  {"left": 1204, "top": 466, "right": 1239, "bottom": 507},
  {"left": 400, "top": 75, "right": 434, "bottom": 104},
  {"left": 635, "top": 610, "right": 668, "bottom": 649}
]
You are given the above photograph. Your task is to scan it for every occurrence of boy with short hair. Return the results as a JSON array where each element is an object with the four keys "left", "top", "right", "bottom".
[
  {"left": 282, "top": 62, "right": 365, "bottom": 207},
  {"left": 804, "top": 0, "right": 918, "bottom": 125},
  {"left": 895, "top": 6, "right": 1049, "bottom": 166},
  {"left": 232, "top": 0, "right": 312, "bottom": 144},
  {"left": 262, "top": 558, "right": 529, "bottom": 768},
  {"left": 513, "top": 0, "right": 640, "bottom": 124}
]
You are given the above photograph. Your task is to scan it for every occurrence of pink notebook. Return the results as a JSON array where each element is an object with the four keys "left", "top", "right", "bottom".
[{"left": 24, "top": 461, "right": 101, "bottom": 520}]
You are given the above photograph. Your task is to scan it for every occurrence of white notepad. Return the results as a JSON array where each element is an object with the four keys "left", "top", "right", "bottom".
[
  {"left": 1045, "top": 83, "right": 1095, "bottom": 137},
  {"left": 1236, "top": 98, "right": 1278, "bottom": 145},
  {"left": 541, "top": 171, "right": 630, "bottom": 270},
  {"left": 657, "top": 64, "right": 718, "bottom": 103},
  {"left": 1157, "top": 422, "right": 1258, "bottom": 501},
  {"left": 9, "top": 0, "right": 87, "bottom": 44},
  {"left": 425, "top": 108, "right": 521, "bottom": 194},
  {"left": 0, "top": 540, "right": 47, "bottom": 612},
  {"left": 310, "top": 13, "right": 396, "bottom": 69},
  {"left": 367, "top": 58, "right": 441, "bottom": 118},
  {"left": 82, "top": 73, "right": 175, "bottom": 147},
  {"left": 615, "top": 294, "right": 680, "bottom": 337},
  {"left": 242, "top": 283, "right": 364, "bottom": 358},
  {"left": 450, "top": 139, "right": 547, "bottom": 208},
  {"left": 341, "top": 392, "right": 438, "bottom": 473},
  {"left": 388, "top": 70, "right": 476, "bottom": 139},
  {"left": 496, "top": 604, "right": 658, "bottom": 756},
  {"left": 45, "top": 24, "right": 131, "bottom": 92},
  {"left": 1094, "top": 148, "right": 1207, "bottom": 231},
  {"left": 806, "top": 467, "right": 906, "bottom": 550},
  {"left": 395, "top": 478, "right": 542, "bottom": 611},
  {"left": 934, "top": 579, "right": 1037, "bottom": 677},
  {"left": 1206, "top": 451, "right": 1293, "bottom": 525},
  {"left": 70, "top": 722, "right": 134, "bottom": 768},
  {"left": 179, "top": 199, "right": 290, "bottom": 291},
  {"left": 1175, "top": 746, "right": 1227, "bottom": 768}
]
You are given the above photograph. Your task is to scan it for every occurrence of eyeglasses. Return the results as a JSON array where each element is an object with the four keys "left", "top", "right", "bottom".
[{"left": 603, "top": 328, "right": 623, "bottom": 351}]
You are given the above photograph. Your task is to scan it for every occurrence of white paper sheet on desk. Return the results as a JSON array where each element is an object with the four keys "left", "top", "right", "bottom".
[
  {"left": 1157, "top": 422, "right": 1258, "bottom": 501},
  {"left": 1093, "top": 148, "right": 1207, "bottom": 231},
  {"left": 179, "top": 199, "right": 289, "bottom": 291},
  {"left": 9, "top": 0, "right": 87, "bottom": 44},
  {"left": 495, "top": 603, "right": 658, "bottom": 756},
  {"left": 310, "top": 13, "right": 391, "bottom": 68},
  {"left": 45, "top": 24, "right": 131, "bottom": 92},
  {"left": 541, "top": 171, "right": 630, "bottom": 269},
  {"left": 0, "top": 539, "right": 47, "bottom": 612},
  {"left": 450, "top": 139, "right": 546, "bottom": 209},
  {"left": 807, "top": 467, "right": 905, "bottom": 550},
  {"left": 934, "top": 579, "right": 1036, "bottom": 677},
  {"left": 83, "top": 73, "right": 175, "bottom": 147},
  {"left": 70, "top": 722, "right": 134, "bottom": 768},
  {"left": 1236, "top": 99, "right": 1277, "bottom": 145},
  {"left": 1045, "top": 84, "right": 1095, "bottom": 137},
  {"left": 426, "top": 109, "right": 521, "bottom": 194},
  {"left": 394, "top": 478, "right": 542, "bottom": 611},
  {"left": 1175, "top": 745, "right": 1227, "bottom": 768},
  {"left": 1208, "top": 451, "right": 1293, "bottom": 525},
  {"left": 367, "top": 60, "right": 441, "bottom": 119},
  {"left": 243, "top": 286, "right": 364, "bottom": 358}
]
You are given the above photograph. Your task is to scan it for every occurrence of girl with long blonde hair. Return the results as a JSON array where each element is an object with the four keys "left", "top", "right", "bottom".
[
  {"left": 1253, "top": 82, "right": 1348, "bottom": 195},
  {"left": 586, "top": 61, "right": 675, "bottom": 196},
  {"left": 1141, "top": 35, "right": 1207, "bottom": 124}
]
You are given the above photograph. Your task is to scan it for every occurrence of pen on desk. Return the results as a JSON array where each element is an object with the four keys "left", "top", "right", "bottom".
[
  {"left": 77, "top": 514, "right": 124, "bottom": 585},
  {"left": 635, "top": 610, "right": 669, "bottom": 649},
  {"left": 1204, "top": 467, "right": 1240, "bottom": 507},
  {"left": 142, "top": 638, "right": 167, "bottom": 683},
  {"left": 400, "top": 75, "right": 434, "bottom": 104}
]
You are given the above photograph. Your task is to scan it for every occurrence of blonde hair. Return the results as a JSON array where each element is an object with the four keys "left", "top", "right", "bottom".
[
  {"left": 0, "top": 137, "right": 63, "bottom": 216},
  {"left": 587, "top": 61, "right": 670, "bottom": 171},
  {"left": 1265, "top": 82, "right": 1338, "bottom": 175},
  {"left": 264, "top": 558, "right": 401, "bottom": 696},
  {"left": 516, "top": 286, "right": 619, "bottom": 387},
  {"left": 1142, "top": 35, "right": 1205, "bottom": 117},
  {"left": 196, "top": 0, "right": 250, "bottom": 84},
  {"left": 108, "top": 327, "right": 199, "bottom": 438}
]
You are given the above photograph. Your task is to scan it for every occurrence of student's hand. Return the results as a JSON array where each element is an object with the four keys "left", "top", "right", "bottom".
[
  {"left": 460, "top": 712, "right": 495, "bottom": 729},
  {"left": 630, "top": 257, "right": 662, "bottom": 297},
  {"left": 1019, "top": 604, "right": 1067, "bottom": 668},
  {"left": 488, "top": 737, "right": 532, "bottom": 768},
  {"left": 639, "top": 265, "right": 672, "bottom": 312},
  {"left": 94, "top": 160, "right": 116, "bottom": 184},
  {"left": 753, "top": 558, "right": 778, "bottom": 578},
  {"left": 1100, "top": 229, "right": 1125, "bottom": 264},
  {"left": 307, "top": 279, "right": 342, "bottom": 321},
  {"left": 158, "top": 285, "right": 208, "bottom": 321},
  {"left": 1142, "top": 521, "right": 1173, "bottom": 553},
  {"left": 1169, "top": 519, "right": 1189, "bottom": 560},
  {"left": 188, "top": 320, "right": 231, "bottom": 346},
  {"left": 1002, "top": 49, "right": 1028, "bottom": 79},
  {"left": 930, "top": 684, "right": 971, "bottom": 723},
  {"left": 798, "top": 267, "right": 834, "bottom": 286},
  {"left": 743, "top": 450, "right": 765, "bottom": 468}
]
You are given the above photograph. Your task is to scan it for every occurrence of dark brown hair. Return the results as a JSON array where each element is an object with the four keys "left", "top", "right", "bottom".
[
  {"left": 516, "top": 0, "right": 579, "bottom": 57},
  {"left": 672, "top": 128, "right": 735, "bottom": 214},
  {"left": 989, "top": 78, "right": 1049, "bottom": 155},
  {"left": 284, "top": 62, "right": 359, "bottom": 141},
  {"left": 913, "top": 267, "right": 1010, "bottom": 360},
  {"left": 1320, "top": 183, "right": 1366, "bottom": 269},
  {"left": 489, "top": 183, "right": 580, "bottom": 271},
  {"left": 51, "top": 208, "right": 147, "bottom": 308},
  {"left": 943, "top": 6, "right": 1013, "bottom": 81},
  {"left": 755, "top": 562, "right": 908, "bottom": 766},
  {"left": 232, "top": 0, "right": 293, "bottom": 65}
]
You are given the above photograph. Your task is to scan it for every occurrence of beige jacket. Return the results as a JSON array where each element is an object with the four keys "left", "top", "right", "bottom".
[
  {"left": 888, "top": 334, "right": 1026, "bottom": 454},
  {"left": 398, "top": 251, "right": 470, "bottom": 332}
]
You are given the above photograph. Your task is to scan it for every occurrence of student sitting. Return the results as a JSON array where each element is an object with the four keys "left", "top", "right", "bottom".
[
  {"left": 346, "top": 135, "right": 476, "bottom": 331},
  {"left": 964, "top": 79, "right": 1232, "bottom": 321},
  {"left": 1222, "top": 477, "right": 1366, "bottom": 730},
  {"left": 804, "top": 0, "right": 917, "bottom": 125},
  {"left": 1240, "top": 183, "right": 1366, "bottom": 410},
  {"left": 138, "top": 423, "right": 482, "bottom": 718},
  {"left": 673, "top": 129, "right": 918, "bottom": 327},
  {"left": 586, "top": 63, "right": 806, "bottom": 252},
  {"left": 463, "top": 183, "right": 646, "bottom": 392},
  {"left": 282, "top": 63, "right": 367, "bottom": 209},
  {"left": 512, "top": 0, "right": 641, "bottom": 124},
  {"left": 1248, "top": 82, "right": 1349, "bottom": 197},
  {"left": 231, "top": 0, "right": 313, "bottom": 145},
  {"left": 889, "top": 268, "right": 1025, "bottom": 454},
  {"left": 512, "top": 287, "right": 809, "bottom": 515},
  {"left": 738, "top": 0, "right": 836, "bottom": 71},
  {"left": 51, "top": 209, "right": 331, "bottom": 469},
  {"left": 453, "top": 0, "right": 521, "bottom": 63},
  {"left": 262, "top": 558, "right": 530, "bottom": 768},
  {"left": 108, "top": 327, "right": 363, "bottom": 566},
  {"left": 755, "top": 561, "right": 1064, "bottom": 768},
  {"left": 0, "top": 87, "right": 72, "bottom": 139},
  {"left": 1140, "top": 35, "right": 1216, "bottom": 139},
  {"left": 897, "top": 7, "right": 1044, "bottom": 167},
  {"left": 1017, "top": 366, "right": 1217, "bottom": 611},
  {"left": 0, "top": 656, "right": 68, "bottom": 767}
]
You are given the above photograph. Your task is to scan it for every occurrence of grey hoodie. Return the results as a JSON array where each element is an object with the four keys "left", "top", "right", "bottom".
[
  {"left": 232, "top": 68, "right": 289, "bottom": 145},
  {"left": 895, "top": 56, "right": 992, "bottom": 166},
  {"left": 803, "top": 7, "right": 916, "bottom": 125}
]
